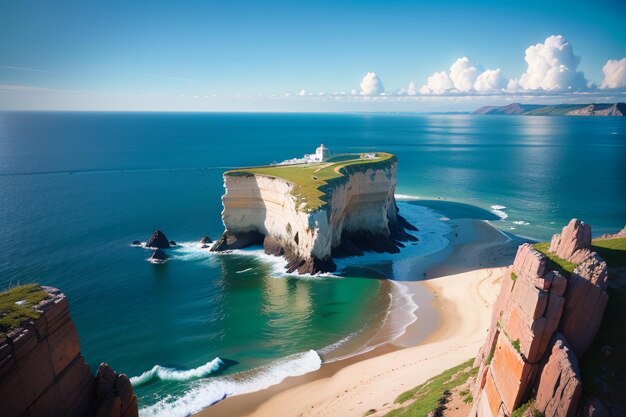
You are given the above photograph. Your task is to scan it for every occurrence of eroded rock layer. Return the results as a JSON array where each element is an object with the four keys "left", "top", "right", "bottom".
[
  {"left": 212, "top": 159, "right": 416, "bottom": 274},
  {"left": 0, "top": 287, "right": 138, "bottom": 417},
  {"left": 470, "top": 219, "right": 609, "bottom": 417}
]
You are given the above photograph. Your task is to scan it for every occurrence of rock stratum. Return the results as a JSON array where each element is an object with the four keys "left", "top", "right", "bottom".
[
  {"left": 211, "top": 152, "right": 417, "bottom": 274},
  {"left": 0, "top": 286, "right": 138, "bottom": 417},
  {"left": 470, "top": 219, "right": 610, "bottom": 417},
  {"left": 473, "top": 102, "right": 625, "bottom": 116}
]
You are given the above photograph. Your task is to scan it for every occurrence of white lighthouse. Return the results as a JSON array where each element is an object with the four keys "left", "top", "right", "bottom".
[{"left": 307, "top": 144, "right": 329, "bottom": 163}]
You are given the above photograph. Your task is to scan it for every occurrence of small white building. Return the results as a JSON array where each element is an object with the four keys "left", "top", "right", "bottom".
[{"left": 306, "top": 144, "right": 330, "bottom": 163}]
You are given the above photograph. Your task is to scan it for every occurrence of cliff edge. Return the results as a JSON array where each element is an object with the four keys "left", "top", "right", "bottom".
[
  {"left": 211, "top": 151, "right": 417, "bottom": 274},
  {"left": 470, "top": 219, "right": 613, "bottom": 417},
  {"left": 0, "top": 285, "right": 138, "bottom": 417}
]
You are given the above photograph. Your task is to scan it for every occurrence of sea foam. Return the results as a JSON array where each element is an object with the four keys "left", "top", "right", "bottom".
[
  {"left": 139, "top": 350, "right": 321, "bottom": 417},
  {"left": 490, "top": 205, "right": 508, "bottom": 220},
  {"left": 131, "top": 358, "right": 225, "bottom": 386}
]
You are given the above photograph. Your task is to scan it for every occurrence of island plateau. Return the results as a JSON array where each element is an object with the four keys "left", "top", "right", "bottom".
[{"left": 211, "top": 146, "right": 417, "bottom": 274}]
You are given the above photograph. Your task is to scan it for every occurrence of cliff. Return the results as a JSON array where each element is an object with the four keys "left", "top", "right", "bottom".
[
  {"left": 470, "top": 219, "right": 611, "bottom": 417},
  {"left": 211, "top": 152, "right": 417, "bottom": 274},
  {"left": 0, "top": 285, "right": 138, "bottom": 417},
  {"left": 473, "top": 103, "right": 625, "bottom": 116}
]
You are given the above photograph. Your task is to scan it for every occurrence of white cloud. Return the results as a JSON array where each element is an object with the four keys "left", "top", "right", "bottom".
[
  {"left": 407, "top": 82, "right": 417, "bottom": 96},
  {"left": 516, "top": 35, "right": 587, "bottom": 91},
  {"left": 298, "top": 89, "right": 306, "bottom": 96},
  {"left": 359, "top": 72, "right": 384, "bottom": 95},
  {"left": 600, "top": 58, "right": 626, "bottom": 89},
  {"left": 474, "top": 69, "right": 506, "bottom": 92},
  {"left": 419, "top": 71, "right": 454, "bottom": 94},
  {"left": 449, "top": 57, "right": 481, "bottom": 92}
]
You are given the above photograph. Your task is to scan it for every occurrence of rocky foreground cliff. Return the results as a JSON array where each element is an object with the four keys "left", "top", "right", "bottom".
[
  {"left": 211, "top": 153, "right": 416, "bottom": 274},
  {"left": 470, "top": 219, "right": 615, "bottom": 417},
  {"left": 0, "top": 285, "right": 138, "bottom": 417}
]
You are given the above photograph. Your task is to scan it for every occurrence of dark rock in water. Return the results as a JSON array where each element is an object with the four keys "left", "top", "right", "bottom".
[
  {"left": 343, "top": 230, "right": 400, "bottom": 254},
  {"left": 149, "top": 249, "right": 168, "bottom": 263},
  {"left": 131, "top": 240, "right": 142, "bottom": 246},
  {"left": 200, "top": 236, "right": 212, "bottom": 244},
  {"left": 397, "top": 214, "right": 418, "bottom": 232},
  {"left": 332, "top": 236, "right": 363, "bottom": 258},
  {"left": 210, "top": 231, "right": 264, "bottom": 251},
  {"left": 264, "top": 235, "right": 285, "bottom": 256},
  {"left": 146, "top": 230, "right": 170, "bottom": 249},
  {"left": 169, "top": 240, "right": 177, "bottom": 246}
]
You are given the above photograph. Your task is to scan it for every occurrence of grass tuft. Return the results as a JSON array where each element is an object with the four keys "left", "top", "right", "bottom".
[
  {"left": 591, "top": 237, "right": 626, "bottom": 268},
  {"left": 533, "top": 242, "right": 577, "bottom": 275},
  {"left": 0, "top": 284, "right": 49, "bottom": 334},
  {"left": 386, "top": 359, "right": 476, "bottom": 417}
]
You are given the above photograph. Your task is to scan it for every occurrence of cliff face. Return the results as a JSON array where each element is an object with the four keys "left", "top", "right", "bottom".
[
  {"left": 470, "top": 219, "right": 609, "bottom": 417},
  {"left": 212, "top": 158, "right": 415, "bottom": 274},
  {"left": 0, "top": 286, "right": 138, "bottom": 417}
]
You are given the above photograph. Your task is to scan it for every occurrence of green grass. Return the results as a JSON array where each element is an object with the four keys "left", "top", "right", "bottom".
[
  {"left": 511, "top": 338, "right": 521, "bottom": 353},
  {"left": 532, "top": 242, "right": 577, "bottom": 275},
  {"left": 510, "top": 399, "right": 535, "bottom": 417},
  {"left": 385, "top": 359, "right": 476, "bottom": 417},
  {"left": 511, "top": 271, "right": 518, "bottom": 281},
  {"left": 592, "top": 237, "right": 626, "bottom": 268},
  {"left": 0, "top": 284, "right": 49, "bottom": 334},
  {"left": 226, "top": 152, "right": 395, "bottom": 211}
]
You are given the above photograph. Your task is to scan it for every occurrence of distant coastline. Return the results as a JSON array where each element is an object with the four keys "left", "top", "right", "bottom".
[{"left": 474, "top": 102, "right": 625, "bottom": 116}]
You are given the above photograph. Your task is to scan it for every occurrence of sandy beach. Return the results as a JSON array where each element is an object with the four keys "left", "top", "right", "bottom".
[{"left": 198, "top": 219, "right": 509, "bottom": 417}]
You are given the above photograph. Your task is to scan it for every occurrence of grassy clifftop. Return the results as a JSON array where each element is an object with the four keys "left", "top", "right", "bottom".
[
  {"left": 0, "top": 284, "right": 49, "bottom": 335},
  {"left": 226, "top": 152, "right": 396, "bottom": 211}
]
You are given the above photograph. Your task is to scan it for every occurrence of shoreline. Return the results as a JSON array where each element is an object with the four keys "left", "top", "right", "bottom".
[{"left": 194, "top": 218, "right": 514, "bottom": 417}]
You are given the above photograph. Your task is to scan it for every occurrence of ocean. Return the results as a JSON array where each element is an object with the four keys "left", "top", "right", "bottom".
[{"left": 0, "top": 112, "right": 624, "bottom": 416}]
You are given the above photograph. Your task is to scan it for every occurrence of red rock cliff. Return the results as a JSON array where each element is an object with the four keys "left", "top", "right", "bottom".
[
  {"left": 470, "top": 219, "right": 609, "bottom": 417},
  {"left": 0, "top": 286, "right": 138, "bottom": 417}
]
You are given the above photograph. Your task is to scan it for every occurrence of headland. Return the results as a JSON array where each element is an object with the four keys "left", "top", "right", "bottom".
[{"left": 211, "top": 147, "right": 417, "bottom": 274}]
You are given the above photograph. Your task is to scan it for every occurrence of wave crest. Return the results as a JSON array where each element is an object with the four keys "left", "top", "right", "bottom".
[{"left": 131, "top": 357, "right": 225, "bottom": 386}]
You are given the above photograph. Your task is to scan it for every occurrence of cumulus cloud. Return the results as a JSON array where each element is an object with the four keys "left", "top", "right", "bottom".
[
  {"left": 517, "top": 35, "right": 587, "bottom": 91},
  {"left": 474, "top": 69, "right": 506, "bottom": 92},
  {"left": 600, "top": 58, "right": 626, "bottom": 89},
  {"left": 360, "top": 72, "right": 384, "bottom": 95},
  {"left": 407, "top": 82, "right": 417, "bottom": 96},
  {"left": 419, "top": 58, "right": 504, "bottom": 94},
  {"left": 419, "top": 71, "right": 454, "bottom": 94},
  {"left": 449, "top": 57, "right": 481, "bottom": 92}
]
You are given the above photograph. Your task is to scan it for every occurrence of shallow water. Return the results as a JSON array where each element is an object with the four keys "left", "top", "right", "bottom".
[{"left": 0, "top": 112, "right": 624, "bottom": 415}]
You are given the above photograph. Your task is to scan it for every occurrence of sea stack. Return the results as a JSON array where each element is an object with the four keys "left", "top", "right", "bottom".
[
  {"left": 146, "top": 230, "right": 170, "bottom": 249},
  {"left": 211, "top": 147, "right": 416, "bottom": 274}
]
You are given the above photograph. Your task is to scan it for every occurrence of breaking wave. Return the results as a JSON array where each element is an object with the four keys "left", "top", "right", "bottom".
[
  {"left": 490, "top": 205, "right": 508, "bottom": 220},
  {"left": 138, "top": 350, "right": 321, "bottom": 417},
  {"left": 131, "top": 358, "right": 225, "bottom": 386}
]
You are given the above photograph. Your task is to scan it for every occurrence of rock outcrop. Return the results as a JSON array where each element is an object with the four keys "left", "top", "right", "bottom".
[
  {"left": 146, "top": 230, "right": 170, "bottom": 249},
  {"left": 470, "top": 219, "right": 609, "bottom": 417},
  {"left": 149, "top": 249, "right": 168, "bottom": 263},
  {"left": 0, "top": 286, "right": 138, "bottom": 417},
  {"left": 211, "top": 154, "right": 416, "bottom": 274}
]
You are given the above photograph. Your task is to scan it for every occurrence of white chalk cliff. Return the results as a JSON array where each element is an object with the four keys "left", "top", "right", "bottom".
[{"left": 211, "top": 155, "right": 416, "bottom": 274}]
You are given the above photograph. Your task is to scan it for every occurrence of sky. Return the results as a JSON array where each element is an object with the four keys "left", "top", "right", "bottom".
[{"left": 1, "top": 0, "right": 625, "bottom": 111}]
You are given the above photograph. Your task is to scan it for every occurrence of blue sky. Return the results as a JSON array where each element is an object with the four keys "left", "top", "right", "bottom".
[{"left": 1, "top": 0, "right": 625, "bottom": 111}]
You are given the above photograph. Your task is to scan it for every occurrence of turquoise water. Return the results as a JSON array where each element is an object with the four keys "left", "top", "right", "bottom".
[{"left": 0, "top": 112, "right": 624, "bottom": 415}]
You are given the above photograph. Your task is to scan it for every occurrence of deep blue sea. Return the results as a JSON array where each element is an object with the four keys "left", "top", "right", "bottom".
[{"left": 0, "top": 112, "right": 624, "bottom": 416}]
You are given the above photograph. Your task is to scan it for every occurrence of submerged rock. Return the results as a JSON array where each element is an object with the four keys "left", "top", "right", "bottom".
[
  {"left": 169, "top": 240, "right": 177, "bottom": 246},
  {"left": 210, "top": 231, "right": 264, "bottom": 251},
  {"left": 146, "top": 230, "right": 170, "bottom": 249},
  {"left": 131, "top": 240, "right": 141, "bottom": 246},
  {"left": 149, "top": 249, "right": 168, "bottom": 263},
  {"left": 200, "top": 236, "right": 212, "bottom": 244}
]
